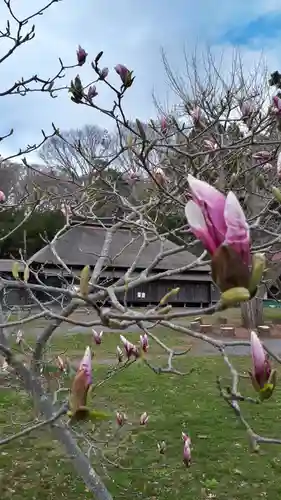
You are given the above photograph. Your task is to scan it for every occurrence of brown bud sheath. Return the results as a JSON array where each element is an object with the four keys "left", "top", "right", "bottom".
[
  {"left": 211, "top": 245, "right": 251, "bottom": 293},
  {"left": 69, "top": 370, "right": 90, "bottom": 414}
]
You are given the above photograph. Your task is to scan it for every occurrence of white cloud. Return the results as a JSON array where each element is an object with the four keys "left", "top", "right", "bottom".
[{"left": 0, "top": 0, "right": 280, "bottom": 161}]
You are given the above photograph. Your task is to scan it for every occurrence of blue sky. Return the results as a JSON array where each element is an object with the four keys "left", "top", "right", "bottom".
[{"left": 0, "top": 0, "right": 280, "bottom": 160}]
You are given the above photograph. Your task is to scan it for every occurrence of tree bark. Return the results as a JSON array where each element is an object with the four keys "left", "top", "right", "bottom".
[{"left": 240, "top": 296, "right": 264, "bottom": 329}]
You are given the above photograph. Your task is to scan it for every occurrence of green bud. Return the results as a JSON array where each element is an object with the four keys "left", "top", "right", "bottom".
[
  {"left": 79, "top": 265, "right": 90, "bottom": 296},
  {"left": 221, "top": 287, "right": 250, "bottom": 307},
  {"left": 272, "top": 186, "right": 281, "bottom": 203},
  {"left": 248, "top": 253, "right": 266, "bottom": 296},
  {"left": 159, "top": 305, "right": 172, "bottom": 315},
  {"left": 23, "top": 265, "right": 30, "bottom": 283},
  {"left": 160, "top": 287, "right": 180, "bottom": 305},
  {"left": 12, "top": 261, "right": 20, "bottom": 280}
]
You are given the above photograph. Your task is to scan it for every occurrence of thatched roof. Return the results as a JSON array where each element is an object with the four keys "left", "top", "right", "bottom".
[{"left": 30, "top": 225, "right": 210, "bottom": 273}]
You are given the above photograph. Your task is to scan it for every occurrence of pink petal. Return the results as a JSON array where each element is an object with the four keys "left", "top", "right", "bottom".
[
  {"left": 273, "top": 96, "right": 281, "bottom": 111},
  {"left": 223, "top": 192, "right": 250, "bottom": 265},
  {"left": 187, "top": 175, "right": 226, "bottom": 246},
  {"left": 79, "top": 346, "right": 92, "bottom": 385},
  {"left": 185, "top": 200, "right": 217, "bottom": 254},
  {"left": 251, "top": 331, "right": 266, "bottom": 373}
]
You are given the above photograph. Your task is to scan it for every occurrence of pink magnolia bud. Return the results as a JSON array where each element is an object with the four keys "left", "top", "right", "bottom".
[
  {"left": 273, "top": 95, "right": 281, "bottom": 115},
  {"left": 240, "top": 100, "right": 255, "bottom": 118},
  {"left": 87, "top": 85, "right": 98, "bottom": 101},
  {"left": 115, "top": 64, "right": 133, "bottom": 88},
  {"left": 116, "top": 345, "right": 124, "bottom": 363},
  {"left": 116, "top": 411, "right": 127, "bottom": 426},
  {"left": 76, "top": 45, "right": 88, "bottom": 66},
  {"left": 140, "top": 411, "right": 149, "bottom": 425},
  {"left": 160, "top": 116, "right": 168, "bottom": 134},
  {"left": 92, "top": 329, "right": 103, "bottom": 345},
  {"left": 182, "top": 432, "right": 191, "bottom": 446},
  {"left": 277, "top": 152, "right": 281, "bottom": 177},
  {"left": 16, "top": 329, "right": 23, "bottom": 345},
  {"left": 0, "top": 190, "right": 6, "bottom": 203},
  {"left": 252, "top": 150, "right": 272, "bottom": 162},
  {"left": 120, "top": 335, "right": 139, "bottom": 359},
  {"left": 100, "top": 67, "right": 109, "bottom": 79},
  {"left": 183, "top": 440, "right": 191, "bottom": 467},
  {"left": 140, "top": 333, "right": 149, "bottom": 352}
]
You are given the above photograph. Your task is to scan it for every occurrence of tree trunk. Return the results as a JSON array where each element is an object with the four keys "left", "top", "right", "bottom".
[{"left": 240, "top": 296, "right": 264, "bottom": 329}]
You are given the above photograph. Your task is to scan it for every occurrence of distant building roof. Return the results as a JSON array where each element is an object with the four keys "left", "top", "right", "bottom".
[{"left": 29, "top": 224, "right": 210, "bottom": 273}]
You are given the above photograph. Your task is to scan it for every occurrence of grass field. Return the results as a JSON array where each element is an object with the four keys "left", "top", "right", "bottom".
[{"left": 1, "top": 331, "right": 281, "bottom": 500}]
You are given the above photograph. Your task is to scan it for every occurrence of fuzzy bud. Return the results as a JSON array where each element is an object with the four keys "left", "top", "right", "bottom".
[
  {"left": 248, "top": 253, "right": 266, "bottom": 297},
  {"left": 221, "top": 287, "right": 250, "bottom": 307}
]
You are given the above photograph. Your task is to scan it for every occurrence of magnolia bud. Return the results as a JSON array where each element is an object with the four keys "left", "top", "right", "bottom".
[
  {"left": 160, "top": 288, "right": 180, "bottom": 305},
  {"left": 221, "top": 287, "right": 250, "bottom": 307},
  {"left": 248, "top": 253, "right": 266, "bottom": 297},
  {"left": 272, "top": 186, "right": 281, "bottom": 203}
]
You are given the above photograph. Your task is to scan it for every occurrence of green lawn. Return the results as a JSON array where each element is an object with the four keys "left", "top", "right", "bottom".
[{"left": 1, "top": 351, "right": 281, "bottom": 499}]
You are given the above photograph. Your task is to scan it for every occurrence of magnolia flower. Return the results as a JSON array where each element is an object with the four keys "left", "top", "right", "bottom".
[
  {"left": 69, "top": 346, "right": 92, "bottom": 418},
  {"left": 116, "top": 411, "right": 127, "bottom": 426},
  {"left": 182, "top": 432, "right": 191, "bottom": 446},
  {"left": 183, "top": 440, "right": 191, "bottom": 467},
  {"left": 100, "top": 67, "right": 109, "bottom": 79},
  {"left": 185, "top": 175, "right": 264, "bottom": 299},
  {"left": 0, "top": 191, "right": 5, "bottom": 203},
  {"left": 16, "top": 330, "right": 23, "bottom": 345},
  {"left": 277, "top": 152, "right": 281, "bottom": 177},
  {"left": 87, "top": 85, "right": 98, "bottom": 101},
  {"left": 140, "top": 333, "right": 149, "bottom": 353},
  {"left": 272, "top": 96, "right": 281, "bottom": 116},
  {"left": 140, "top": 411, "right": 149, "bottom": 425},
  {"left": 203, "top": 139, "right": 218, "bottom": 151},
  {"left": 120, "top": 335, "right": 139, "bottom": 359},
  {"left": 76, "top": 45, "right": 88, "bottom": 66},
  {"left": 240, "top": 100, "right": 255, "bottom": 119},
  {"left": 116, "top": 345, "right": 124, "bottom": 363},
  {"left": 249, "top": 331, "right": 277, "bottom": 400},
  {"left": 115, "top": 64, "right": 133, "bottom": 87},
  {"left": 92, "top": 329, "right": 103, "bottom": 345},
  {"left": 252, "top": 151, "right": 272, "bottom": 162}
]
